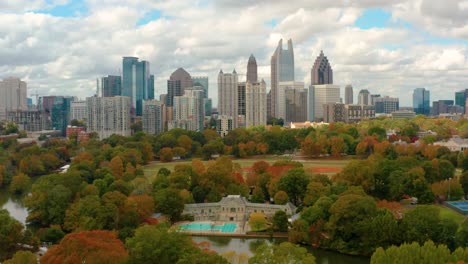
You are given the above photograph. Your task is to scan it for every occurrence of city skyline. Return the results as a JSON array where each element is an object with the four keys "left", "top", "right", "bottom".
[{"left": 1, "top": 1, "right": 468, "bottom": 106}]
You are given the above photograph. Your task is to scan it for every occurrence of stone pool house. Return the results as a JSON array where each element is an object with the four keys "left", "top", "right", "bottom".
[{"left": 182, "top": 195, "right": 297, "bottom": 221}]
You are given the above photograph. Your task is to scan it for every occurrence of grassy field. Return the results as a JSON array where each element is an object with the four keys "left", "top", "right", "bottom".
[
  {"left": 144, "top": 156, "right": 351, "bottom": 179},
  {"left": 436, "top": 205, "right": 466, "bottom": 225}
]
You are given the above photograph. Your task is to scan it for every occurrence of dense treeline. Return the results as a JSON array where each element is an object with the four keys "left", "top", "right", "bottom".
[{"left": 1, "top": 116, "right": 468, "bottom": 262}]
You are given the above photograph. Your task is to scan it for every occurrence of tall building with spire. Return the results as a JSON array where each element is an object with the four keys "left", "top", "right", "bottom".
[
  {"left": 345, "top": 85, "right": 353, "bottom": 104},
  {"left": 247, "top": 54, "right": 258, "bottom": 83},
  {"left": 270, "top": 39, "right": 294, "bottom": 118},
  {"left": 218, "top": 69, "right": 239, "bottom": 128},
  {"left": 311, "top": 51, "right": 333, "bottom": 85},
  {"left": 167, "top": 68, "right": 193, "bottom": 106}
]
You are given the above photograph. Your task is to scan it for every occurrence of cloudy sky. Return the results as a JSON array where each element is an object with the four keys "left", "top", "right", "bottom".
[{"left": 1, "top": 0, "right": 468, "bottom": 106}]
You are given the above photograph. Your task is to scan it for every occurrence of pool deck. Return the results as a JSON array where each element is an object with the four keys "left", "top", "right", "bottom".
[{"left": 174, "top": 221, "right": 288, "bottom": 238}]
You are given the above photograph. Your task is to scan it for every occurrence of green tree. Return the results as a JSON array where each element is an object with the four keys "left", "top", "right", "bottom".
[
  {"left": 0, "top": 210, "right": 26, "bottom": 260},
  {"left": 272, "top": 210, "right": 288, "bottom": 232},
  {"left": 249, "top": 242, "right": 316, "bottom": 264},
  {"left": 154, "top": 189, "right": 184, "bottom": 223},
  {"left": 3, "top": 251, "right": 36, "bottom": 264},
  {"left": 277, "top": 168, "right": 310, "bottom": 206},
  {"left": 273, "top": 191, "right": 289, "bottom": 205},
  {"left": 9, "top": 173, "right": 31, "bottom": 194},
  {"left": 249, "top": 212, "right": 269, "bottom": 232},
  {"left": 461, "top": 171, "right": 468, "bottom": 199},
  {"left": 400, "top": 205, "right": 444, "bottom": 244}
]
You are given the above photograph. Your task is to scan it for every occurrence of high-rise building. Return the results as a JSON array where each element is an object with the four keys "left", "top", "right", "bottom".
[
  {"left": 86, "top": 96, "right": 131, "bottom": 139},
  {"left": 247, "top": 54, "right": 258, "bottom": 83},
  {"left": 270, "top": 39, "right": 294, "bottom": 118},
  {"left": 313, "top": 84, "right": 340, "bottom": 120},
  {"left": 345, "top": 104, "right": 375, "bottom": 123},
  {"left": 277, "top": 81, "right": 304, "bottom": 120},
  {"left": 39, "top": 96, "right": 56, "bottom": 114},
  {"left": 167, "top": 68, "right": 193, "bottom": 106},
  {"left": 216, "top": 115, "right": 234, "bottom": 137},
  {"left": 455, "top": 89, "right": 468, "bottom": 113},
  {"left": 149, "top": 75, "right": 155, "bottom": 100},
  {"left": 413, "top": 88, "right": 430, "bottom": 115},
  {"left": 169, "top": 88, "right": 204, "bottom": 131},
  {"left": 285, "top": 87, "right": 308, "bottom": 124},
  {"left": 192, "top": 76, "right": 209, "bottom": 98},
  {"left": 358, "top": 89, "right": 371, "bottom": 105},
  {"left": 245, "top": 80, "right": 267, "bottom": 127},
  {"left": 142, "top": 100, "right": 163, "bottom": 135},
  {"left": 370, "top": 94, "right": 381, "bottom": 105},
  {"left": 122, "top": 57, "right": 152, "bottom": 116},
  {"left": 203, "top": 98, "right": 212, "bottom": 117},
  {"left": 101, "top": 75, "right": 122, "bottom": 97},
  {"left": 345, "top": 85, "right": 353, "bottom": 104},
  {"left": 432, "top": 100, "right": 454, "bottom": 116},
  {"left": 374, "top": 96, "right": 399, "bottom": 114},
  {"left": 323, "top": 103, "right": 345, "bottom": 123},
  {"left": 218, "top": 69, "right": 239, "bottom": 128},
  {"left": 311, "top": 50, "right": 333, "bottom": 85},
  {"left": 0, "top": 77, "right": 27, "bottom": 120},
  {"left": 70, "top": 101, "right": 87, "bottom": 122},
  {"left": 52, "top": 97, "right": 74, "bottom": 135},
  {"left": 6, "top": 110, "right": 49, "bottom": 132},
  {"left": 237, "top": 82, "right": 246, "bottom": 127}
]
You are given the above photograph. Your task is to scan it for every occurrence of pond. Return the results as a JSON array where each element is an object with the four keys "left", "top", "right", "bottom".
[
  {"left": 0, "top": 189, "right": 370, "bottom": 264},
  {"left": 192, "top": 236, "right": 370, "bottom": 264}
]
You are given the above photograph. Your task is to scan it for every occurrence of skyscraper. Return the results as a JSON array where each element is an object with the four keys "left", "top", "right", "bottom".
[
  {"left": 169, "top": 89, "right": 204, "bottom": 132},
  {"left": 0, "top": 77, "right": 27, "bottom": 120},
  {"left": 218, "top": 69, "right": 239, "bottom": 128},
  {"left": 313, "top": 84, "right": 340, "bottom": 120},
  {"left": 238, "top": 82, "right": 246, "bottom": 126},
  {"left": 52, "top": 97, "right": 74, "bottom": 136},
  {"left": 86, "top": 96, "right": 131, "bottom": 139},
  {"left": 247, "top": 54, "right": 258, "bottom": 83},
  {"left": 345, "top": 85, "right": 353, "bottom": 104},
  {"left": 311, "top": 50, "right": 333, "bottom": 85},
  {"left": 245, "top": 80, "right": 267, "bottom": 127},
  {"left": 143, "top": 100, "right": 163, "bottom": 135},
  {"left": 374, "top": 96, "right": 399, "bottom": 114},
  {"left": 101, "top": 75, "right": 122, "bottom": 97},
  {"left": 270, "top": 39, "right": 294, "bottom": 118},
  {"left": 192, "top": 76, "right": 209, "bottom": 98},
  {"left": 122, "top": 57, "right": 152, "bottom": 116},
  {"left": 455, "top": 89, "right": 468, "bottom": 113},
  {"left": 70, "top": 101, "right": 87, "bottom": 122},
  {"left": 277, "top": 81, "right": 304, "bottom": 120},
  {"left": 167, "top": 68, "right": 193, "bottom": 106},
  {"left": 358, "top": 89, "right": 371, "bottom": 105},
  {"left": 413, "top": 88, "right": 430, "bottom": 115},
  {"left": 285, "top": 87, "right": 308, "bottom": 124}
]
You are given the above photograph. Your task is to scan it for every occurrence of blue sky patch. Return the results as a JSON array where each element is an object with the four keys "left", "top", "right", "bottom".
[
  {"left": 35, "top": 0, "right": 87, "bottom": 17},
  {"left": 137, "top": 10, "right": 162, "bottom": 26},
  {"left": 355, "top": 8, "right": 391, "bottom": 29},
  {"left": 265, "top": 19, "right": 278, "bottom": 27}
]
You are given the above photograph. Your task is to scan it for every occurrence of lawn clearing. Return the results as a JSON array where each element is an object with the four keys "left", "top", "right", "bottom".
[{"left": 436, "top": 205, "right": 466, "bottom": 225}]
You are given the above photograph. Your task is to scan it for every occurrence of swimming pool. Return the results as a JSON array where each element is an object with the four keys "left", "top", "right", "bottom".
[
  {"left": 179, "top": 222, "right": 237, "bottom": 233},
  {"left": 446, "top": 201, "right": 468, "bottom": 215}
]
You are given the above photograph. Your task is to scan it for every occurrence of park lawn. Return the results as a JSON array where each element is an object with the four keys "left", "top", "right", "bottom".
[
  {"left": 435, "top": 205, "right": 466, "bottom": 225},
  {"left": 144, "top": 157, "right": 351, "bottom": 181}
]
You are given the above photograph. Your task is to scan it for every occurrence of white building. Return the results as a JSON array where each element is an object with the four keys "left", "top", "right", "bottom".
[
  {"left": 70, "top": 101, "right": 87, "bottom": 122},
  {"left": 245, "top": 80, "right": 267, "bottom": 127},
  {"left": 86, "top": 96, "right": 131, "bottom": 139},
  {"left": 277, "top": 81, "right": 304, "bottom": 121},
  {"left": 218, "top": 70, "right": 238, "bottom": 128},
  {"left": 433, "top": 136, "right": 468, "bottom": 152},
  {"left": 169, "top": 88, "right": 204, "bottom": 132},
  {"left": 0, "top": 77, "right": 27, "bottom": 120},
  {"left": 312, "top": 84, "right": 340, "bottom": 120},
  {"left": 216, "top": 115, "right": 233, "bottom": 137},
  {"left": 143, "top": 100, "right": 163, "bottom": 135}
]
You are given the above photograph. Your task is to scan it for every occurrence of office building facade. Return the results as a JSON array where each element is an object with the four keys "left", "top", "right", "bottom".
[
  {"left": 375, "top": 96, "right": 399, "bottom": 114},
  {"left": 247, "top": 54, "right": 258, "bottom": 83},
  {"left": 70, "top": 101, "right": 87, "bottom": 122},
  {"left": 313, "top": 84, "right": 340, "bottom": 120},
  {"left": 102, "top": 75, "right": 122, "bottom": 97},
  {"left": 413, "top": 88, "right": 430, "bottom": 115},
  {"left": 277, "top": 81, "right": 304, "bottom": 120},
  {"left": 270, "top": 39, "right": 294, "bottom": 118},
  {"left": 86, "top": 96, "right": 131, "bottom": 139},
  {"left": 122, "top": 57, "right": 152, "bottom": 116},
  {"left": 142, "top": 100, "right": 163, "bottom": 135},
  {"left": 358, "top": 89, "right": 371, "bottom": 105},
  {"left": 192, "top": 76, "right": 209, "bottom": 98},
  {"left": 52, "top": 97, "right": 74, "bottom": 135},
  {"left": 0, "top": 77, "right": 27, "bottom": 120},
  {"left": 311, "top": 50, "right": 333, "bottom": 85},
  {"left": 285, "top": 87, "right": 308, "bottom": 124},
  {"left": 218, "top": 70, "right": 239, "bottom": 128},
  {"left": 167, "top": 68, "right": 193, "bottom": 106},
  {"left": 245, "top": 80, "right": 267, "bottom": 127},
  {"left": 345, "top": 85, "right": 353, "bottom": 104}
]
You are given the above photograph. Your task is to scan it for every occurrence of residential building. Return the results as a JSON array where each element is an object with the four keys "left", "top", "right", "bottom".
[
  {"left": 432, "top": 100, "right": 454, "bottom": 115},
  {"left": 122, "top": 57, "right": 152, "bottom": 116},
  {"left": 39, "top": 96, "right": 56, "bottom": 114},
  {"left": 238, "top": 82, "right": 246, "bottom": 126},
  {"left": 70, "top": 101, "right": 87, "bottom": 122},
  {"left": 433, "top": 136, "right": 468, "bottom": 152},
  {"left": 247, "top": 54, "right": 258, "bottom": 83},
  {"left": 86, "top": 96, "right": 131, "bottom": 139},
  {"left": 6, "top": 110, "right": 49, "bottom": 131},
  {"left": 51, "top": 97, "right": 74, "bottom": 136},
  {"left": 216, "top": 115, "right": 234, "bottom": 137},
  {"left": 311, "top": 50, "right": 333, "bottom": 85},
  {"left": 142, "top": 100, "right": 163, "bottom": 135},
  {"left": 413, "top": 88, "right": 430, "bottom": 115},
  {"left": 203, "top": 98, "right": 212, "bottom": 117},
  {"left": 167, "top": 68, "right": 193, "bottom": 106},
  {"left": 192, "top": 76, "right": 209, "bottom": 98},
  {"left": 344, "top": 104, "right": 375, "bottom": 123},
  {"left": 285, "top": 87, "right": 308, "bottom": 123},
  {"left": 375, "top": 96, "right": 399, "bottom": 114},
  {"left": 344, "top": 84, "right": 353, "bottom": 104},
  {"left": 313, "top": 84, "right": 340, "bottom": 120},
  {"left": 169, "top": 88, "right": 204, "bottom": 132},
  {"left": 218, "top": 69, "right": 239, "bottom": 128},
  {"left": 245, "top": 80, "right": 267, "bottom": 127},
  {"left": 323, "top": 103, "right": 345, "bottom": 123},
  {"left": 270, "top": 39, "right": 294, "bottom": 118},
  {"left": 101, "top": 75, "right": 122, "bottom": 97},
  {"left": 0, "top": 77, "right": 27, "bottom": 120},
  {"left": 66, "top": 126, "right": 86, "bottom": 138},
  {"left": 358, "top": 89, "right": 371, "bottom": 105}
]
